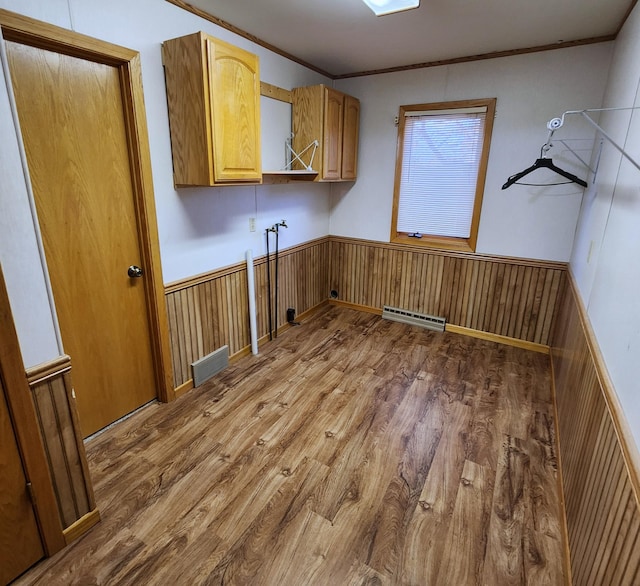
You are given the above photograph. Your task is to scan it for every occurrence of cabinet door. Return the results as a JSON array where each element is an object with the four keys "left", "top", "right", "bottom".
[
  {"left": 208, "top": 38, "right": 262, "bottom": 182},
  {"left": 322, "top": 87, "right": 344, "bottom": 180},
  {"left": 162, "top": 33, "right": 214, "bottom": 186},
  {"left": 341, "top": 94, "right": 360, "bottom": 180},
  {"left": 291, "top": 85, "right": 324, "bottom": 174}
]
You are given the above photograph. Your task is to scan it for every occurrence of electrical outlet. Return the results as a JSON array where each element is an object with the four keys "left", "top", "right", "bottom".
[{"left": 249, "top": 217, "right": 256, "bottom": 232}]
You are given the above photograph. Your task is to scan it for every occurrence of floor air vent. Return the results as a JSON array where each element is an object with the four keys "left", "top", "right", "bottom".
[
  {"left": 382, "top": 305, "right": 446, "bottom": 332},
  {"left": 192, "top": 345, "right": 229, "bottom": 387}
]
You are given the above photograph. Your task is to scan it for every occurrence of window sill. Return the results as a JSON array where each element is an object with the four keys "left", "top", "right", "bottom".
[{"left": 390, "top": 233, "right": 476, "bottom": 253}]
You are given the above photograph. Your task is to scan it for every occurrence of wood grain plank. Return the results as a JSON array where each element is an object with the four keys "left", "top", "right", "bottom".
[
  {"left": 436, "top": 459, "right": 494, "bottom": 585},
  {"left": 175, "top": 289, "right": 189, "bottom": 384},
  {"left": 463, "top": 259, "right": 477, "bottom": 328},
  {"left": 501, "top": 263, "right": 518, "bottom": 336},
  {"left": 165, "top": 295, "right": 181, "bottom": 389},
  {"left": 540, "top": 270, "right": 562, "bottom": 344},
  {"left": 32, "top": 382, "right": 77, "bottom": 527},
  {"left": 468, "top": 260, "right": 484, "bottom": 331},
  {"left": 514, "top": 266, "right": 532, "bottom": 341},
  {"left": 533, "top": 269, "right": 554, "bottom": 344},
  {"left": 364, "top": 386, "right": 443, "bottom": 576},
  {"left": 49, "top": 377, "right": 90, "bottom": 519},
  {"left": 489, "top": 262, "right": 506, "bottom": 335},
  {"left": 482, "top": 435, "right": 528, "bottom": 586},
  {"left": 205, "top": 458, "right": 329, "bottom": 584},
  {"left": 521, "top": 267, "right": 540, "bottom": 342},
  {"left": 477, "top": 261, "right": 493, "bottom": 332},
  {"left": 528, "top": 268, "right": 547, "bottom": 343},
  {"left": 402, "top": 400, "right": 471, "bottom": 584}
]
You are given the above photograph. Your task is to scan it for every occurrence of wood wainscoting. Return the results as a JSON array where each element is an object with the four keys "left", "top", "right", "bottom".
[
  {"left": 26, "top": 357, "right": 98, "bottom": 539},
  {"left": 551, "top": 273, "right": 640, "bottom": 584},
  {"left": 165, "top": 236, "right": 568, "bottom": 392},
  {"left": 329, "top": 237, "right": 566, "bottom": 347},
  {"left": 165, "top": 237, "right": 330, "bottom": 389}
]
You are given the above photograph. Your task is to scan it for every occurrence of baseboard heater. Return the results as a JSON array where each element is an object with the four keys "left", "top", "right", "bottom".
[
  {"left": 191, "top": 345, "right": 229, "bottom": 387},
  {"left": 382, "top": 305, "right": 446, "bottom": 332}
]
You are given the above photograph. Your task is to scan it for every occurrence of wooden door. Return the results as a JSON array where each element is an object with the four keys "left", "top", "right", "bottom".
[
  {"left": 341, "top": 94, "right": 360, "bottom": 180},
  {"left": 208, "top": 36, "right": 262, "bottom": 182},
  {"left": 6, "top": 41, "right": 158, "bottom": 437},
  {"left": 0, "top": 375, "right": 44, "bottom": 584},
  {"left": 322, "top": 87, "right": 344, "bottom": 180}
]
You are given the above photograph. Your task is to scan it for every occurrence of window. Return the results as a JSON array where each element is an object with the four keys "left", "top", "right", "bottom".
[{"left": 390, "top": 98, "right": 496, "bottom": 252}]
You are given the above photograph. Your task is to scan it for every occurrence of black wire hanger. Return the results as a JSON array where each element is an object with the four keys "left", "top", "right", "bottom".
[{"left": 502, "top": 146, "right": 587, "bottom": 189}]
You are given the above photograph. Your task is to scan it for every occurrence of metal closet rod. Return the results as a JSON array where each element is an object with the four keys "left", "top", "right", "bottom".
[{"left": 545, "top": 106, "right": 640, "bottom": 173}]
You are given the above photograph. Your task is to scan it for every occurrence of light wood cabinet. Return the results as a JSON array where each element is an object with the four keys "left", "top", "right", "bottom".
[
  {"left": 162, "top": 32, "right": 262, "bottom": 186},
  {"left": 292, "top": 84, "right": 360, "bottom": 181}
]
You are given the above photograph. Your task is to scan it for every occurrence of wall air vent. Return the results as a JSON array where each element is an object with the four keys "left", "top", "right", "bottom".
[
  {"left": 191, "top": 345, "right": 229, "bottom": 387},
  {"left": 382, "top": 305, "right": 446, "bottom": 332}
]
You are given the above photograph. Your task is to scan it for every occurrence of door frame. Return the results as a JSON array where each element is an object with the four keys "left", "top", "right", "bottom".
[
  {"left": 0, "top": 9, "right": 174, "bottom": 404},
  {"left": 0, "top": 265, "right": 65, "bottom": 556}
]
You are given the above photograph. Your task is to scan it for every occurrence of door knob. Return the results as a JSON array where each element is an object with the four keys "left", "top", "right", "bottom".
[{"left": 128, "top": 265, "right": 144, "bottom": 278}]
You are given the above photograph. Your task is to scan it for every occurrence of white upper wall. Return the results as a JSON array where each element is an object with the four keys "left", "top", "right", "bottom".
[
  {"left": 333, "top": 44, "right": 613, "bottom": 262},
  {"left": 0, "top": 0, "right": 331, "bottom": 365},
  {"left": 571, "top": 2, "right": 640, "bottom": 450}
]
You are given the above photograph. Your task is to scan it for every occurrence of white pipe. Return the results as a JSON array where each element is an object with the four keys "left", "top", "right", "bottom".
[
  {"left": 246, "top": 249, "right": 259, "bottom": 355},
  {"left": 578, "top": 111, "right": 640, "bottom": 173},
  {"left": 547, "top": 106, "right": 640, "bottom": 173}
]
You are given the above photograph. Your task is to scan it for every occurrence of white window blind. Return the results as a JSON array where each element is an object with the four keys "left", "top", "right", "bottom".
[{"left": 397, "top": 108, "right": 486, "bottom": 238}]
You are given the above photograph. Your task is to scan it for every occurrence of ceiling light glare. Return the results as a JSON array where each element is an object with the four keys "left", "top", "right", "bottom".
[{"left": 361, "top": 0, "right": 420, "bottom": 16}]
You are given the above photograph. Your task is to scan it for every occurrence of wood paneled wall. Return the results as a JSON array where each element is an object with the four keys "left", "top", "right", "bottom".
[
  {"left": 165, "top": 236, "right": 568, "bottom": 390},
  {"left": 165, "top": 237, "right": 330, "bottom": 388},
  {"left": 27, "top": 358, "right": 96, "bottom": 531},
  {"left": 551, "top": 275, "right": 640, "bottom": 585},
  {"left": 329, "top": 237, "right": 566, "bottom": 346}
]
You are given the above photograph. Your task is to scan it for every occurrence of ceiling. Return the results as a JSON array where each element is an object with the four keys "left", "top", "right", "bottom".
[{"left": 182, "top": 0, "right": 633, "bottom": 77}]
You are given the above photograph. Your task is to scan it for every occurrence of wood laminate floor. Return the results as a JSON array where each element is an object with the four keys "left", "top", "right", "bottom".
[{"left": 17, "top": 306, "right": 566, "bottom": 585}]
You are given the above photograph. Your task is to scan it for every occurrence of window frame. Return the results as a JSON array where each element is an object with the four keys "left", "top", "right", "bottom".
[{"left": 390, "top": 98, "right": 496, "bottom": 252}]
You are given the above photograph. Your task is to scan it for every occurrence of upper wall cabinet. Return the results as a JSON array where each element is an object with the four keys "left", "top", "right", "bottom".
[
  {"left": 162, "top": 32, "right": 262, "bottom": 187},
  {"left": 292, "top": 85, "right": 360, "bottom": 181}
]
